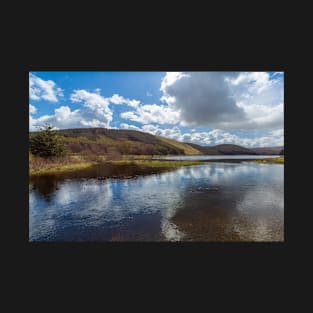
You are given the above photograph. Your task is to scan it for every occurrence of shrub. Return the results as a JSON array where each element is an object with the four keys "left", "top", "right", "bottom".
[{"left": 106, "top": 147, "right": 122, "bottom": 161}]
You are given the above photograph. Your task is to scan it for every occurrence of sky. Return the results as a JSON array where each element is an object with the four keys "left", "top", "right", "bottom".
[{"left": 29, "top": 71, "right": 284, "bottom": 147}]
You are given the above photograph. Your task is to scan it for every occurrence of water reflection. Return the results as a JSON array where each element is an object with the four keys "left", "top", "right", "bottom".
[
  {"left": 155, "top": 155, "right": 281, "bottom": 160},
  {"left": 29, "top": 163, "right": 284, "bottom": 241},
  {"left": 30, "top": 175, "right": 60, "bottom": 201}
]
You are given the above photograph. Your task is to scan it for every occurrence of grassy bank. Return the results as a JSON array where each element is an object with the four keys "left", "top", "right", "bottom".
[
  {"left": 29, "top": 152, "right": 284, "bottom": 176},
  {"left": 29, "top": 153, "right": 202, "bottom": 176},
  {"left": 30, "top": 162, "right": 95, "bottom": 176},
  {"left": 254, "top": 157, "right": 284, "bottom": 164},
  {"left": 29, "top": 155, "right": 96, "bottom": 176}
]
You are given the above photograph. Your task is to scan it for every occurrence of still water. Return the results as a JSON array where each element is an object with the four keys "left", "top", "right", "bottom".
[
  {"left": 153, "top": 155, "right": 281, "bottom": 160},
  {"left": 29, "top": 162, "right": 284, "bottom": 242}
]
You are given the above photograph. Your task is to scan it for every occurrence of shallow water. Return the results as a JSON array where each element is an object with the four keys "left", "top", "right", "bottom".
[{"left": 29, "top": 162, "right": 284, "bottom": 242}]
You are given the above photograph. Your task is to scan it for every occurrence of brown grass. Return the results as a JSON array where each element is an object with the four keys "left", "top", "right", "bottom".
[
  {"left": 157, "top": 136, "right": 202, "bottom": 155},
  {"left": 29, "top": 155, "right": 95, "bottom": 176}
]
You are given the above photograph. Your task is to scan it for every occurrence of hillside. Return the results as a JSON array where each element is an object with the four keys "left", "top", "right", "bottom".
[
  {"left": 54, "top": 128, "right": 185, "bottom": 155},
  {"left": 186, "top": 143, "right": 257, "bottom": 155},
  {"left": 29, "top": 128, "right": 283, "bottom": 156},
  {"left": 207, "top": 144, "right": 257, "bottom": 155},
  {"left": 156, "top": 136, "right": 202, "bottom": 155}
]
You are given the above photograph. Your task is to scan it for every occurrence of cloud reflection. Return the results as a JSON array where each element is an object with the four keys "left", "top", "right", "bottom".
[{"left": 29, "top": 163, "right": 283, "bottom": 241}]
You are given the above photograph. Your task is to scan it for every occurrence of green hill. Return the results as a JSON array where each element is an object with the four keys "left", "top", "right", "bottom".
[
  {"left": 53, "top": 128, "right": 190, "bottom": 155},
  {"left": 29, "top": 128, "right": 283, "bottom": 156}
]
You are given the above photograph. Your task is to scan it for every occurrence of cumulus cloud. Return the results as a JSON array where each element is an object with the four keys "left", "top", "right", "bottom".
[
  {"left": 30, "top": 106, "right": 82, "bottom": 130},
  {"left": 30, "top": 89, "right": 143, "bottom": 131},
  {"left": 70, "top": 89, "right": 113, "bottom": 127},
  {"left": 30, "top": 90, "right": 114, "bottom": 130},
  {"left": 29, "top": 104, "right": 37, "bottom": 114},
  {"left": 120, "top": 123, "right": 283, "bottom": 148},
  {"left": 29, "top": 73, "right": 63, "bottom": 102},
  {"left": 160, "top": 72, "right": 284, "bottom": 131},
  {"left": 227, "top": 72, "right": 284, "bottom": 108},
  {"left": 161, "top": 72, "right": 246, "bottom": 128},
  {"left": 119, "top": 123, "right": 141, "bottom": 131},
  {"left": 30, "top": 105, "right": 112, "bottom": 130},
  {"left": 227, "top": 72, "right": 273, "bottom": 93},
  {"left": 121, "top": 104, "right": 180, "bottom": 125},
  {"left": 29, "top": 115, "right": 36, "bottom": 131},
  {"left": 29, "top": 104, "right": 38, "bottom": 131},
  {"left": 108, "top": 94, "right": 140, "bottom": 108}
]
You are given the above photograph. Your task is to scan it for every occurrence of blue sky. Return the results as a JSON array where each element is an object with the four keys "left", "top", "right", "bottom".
[{"left": 29, "top": 71, "right": 284, "bottom": 147}]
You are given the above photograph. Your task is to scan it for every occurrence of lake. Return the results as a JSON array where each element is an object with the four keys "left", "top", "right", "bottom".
[
  {"left": 153, "top": 155, "right": 281, "bottom": 160},
  {"left": 29, "top": 161, "right": 284, "bottom": 242}
]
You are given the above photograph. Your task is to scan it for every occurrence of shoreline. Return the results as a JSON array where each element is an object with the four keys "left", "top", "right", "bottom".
[
  {"left": 29, "top": 155, "right": 284, "bottom": 177},
  {"left": 29, "top": 159, "right": 203, "bottom": 177}
]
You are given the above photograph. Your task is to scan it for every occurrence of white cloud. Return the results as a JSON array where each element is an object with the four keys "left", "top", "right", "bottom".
[
  {"left": 108, "top": 94, "right": 140, "bottom": 108},
  {"left": 29, "top": 104, "right": 37, "bottom": 114},
  {"left": 160, "top": 71, "right": 284, "bottom": 131},
  {"left": 70, "top": 90, "right": 113, "bottom": 127},
  {"left": 234, "top": 103, "right": 283, "bottom": 130},
  {"left": 120, "top": 123, "right": 141, "bottom": 131},
  {"left": 142, "top": 125, "right": 182, "bottom": 141},
  {"left": 120, "top": 123, "right": 283, "bottom": 148},
  {"left": 29, "top": 73, "right": 63, "bottom": 102},
  {"left": 29, "top": 104, "right": 38, "bottom": 131},
  {"left": 271, "top": 128, "right": 284, "bottom": 137},
  {"left": 29, "top": 89, "right": 143, "bottom": 131},
  {"left": 146, "top": 92, "right": 152, "bottom": 97},
  {"left": 30, "top": 105, "right": 109, "bottom": 130},
  {"left": 121, "top": 104, "right": 180, "bottom": 125},
  {"left": 109, "top": 94, "right": 125, "bottom": 104},
  {"left": 30, "top": 106, "right": 82, "bottom": 130},
  {"left": 160, "top": 72, "right": 246, "bottom": 128},
  {"left": 30, "top": 89, "right": 114, "bottom": 130},
  {"left": 120, "top": 123, "right": 183, "bottom": 141},
  {"left": 227, "top": 72, "right": 273, "bottom": 93},
  {"left": 29, "top": 115, "right": 36, "bottom": 131},
  {"left": 160, "top": 72, "right": 188, "bottom": 91},
  {"left": 228, "top": 72, "right": 284, "bottom": 108}
]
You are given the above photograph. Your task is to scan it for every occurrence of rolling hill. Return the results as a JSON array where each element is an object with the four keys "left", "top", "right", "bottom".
[
  {"left": 186, "top": 143, "right": 258, "bottom": 155},
  {"left": 55, "top": 128, "right": 185, "bottom": 155},
  {"left": 156, "top": 136, "right": 202, "bottom": 155},
  {"left": 30, "top": 128, "right": 283, "bottom": 156}
]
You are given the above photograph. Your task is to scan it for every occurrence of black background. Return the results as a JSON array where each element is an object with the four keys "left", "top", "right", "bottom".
[{"left": 4, "top": 2, "right": 306, "bottom": 310}]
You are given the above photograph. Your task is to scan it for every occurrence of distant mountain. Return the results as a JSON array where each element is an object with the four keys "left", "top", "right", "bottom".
[
  {"left": 251, "top": 146, "right": 284, "bottom": 155},
  {"left": 186, "top": 143, "right": 257, "bottom": 155},
  {"left": 208, "top": 144, "right": 258, "bottom": 155},
  {"left": 29, "top": 128, "right": 283, "bottom": 156}
]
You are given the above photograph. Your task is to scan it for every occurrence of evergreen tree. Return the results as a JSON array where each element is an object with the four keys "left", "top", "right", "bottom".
[{"left": 29, "top": 124, "right": 66, "bottom": 157}]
